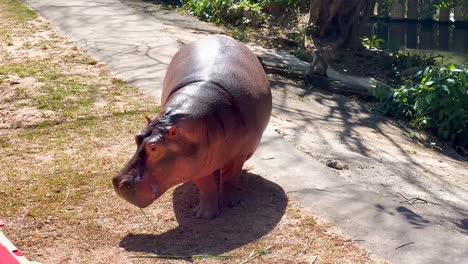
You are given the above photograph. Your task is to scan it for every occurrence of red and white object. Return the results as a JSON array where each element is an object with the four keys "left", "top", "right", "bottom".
[{"left": 0, "top": 219, "right": 37, "bottom": 264}]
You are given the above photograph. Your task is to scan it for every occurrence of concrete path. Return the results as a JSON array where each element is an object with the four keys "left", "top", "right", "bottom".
[
  {"left": 24, "top": 0, "right": 182, "bottom": 101},
  {"left": 24, "top": 1, "right": 468, "bottom": 263}
]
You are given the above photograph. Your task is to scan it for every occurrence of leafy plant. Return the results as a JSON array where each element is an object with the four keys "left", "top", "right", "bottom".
[
  {"left": 362, "top": 35, "right": 385, "bottom": 49},
  {"left": 377, "top": 64, "right": 468, "bottom": 147},
  {"left": 376, "top": 0, "right": 396, "bottom": 17},
  {"left": 184, "top": 0, "right": 265, "bottom": 26}
]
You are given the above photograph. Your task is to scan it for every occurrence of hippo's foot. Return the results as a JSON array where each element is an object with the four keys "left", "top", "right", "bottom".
[
  {"left": 221, "top": 182, "right": 242, "bottom": 207},
  {"left": 193, "top": 200, "right": 220, "bottom": 219},
  {"left": 193, "top": 175, "right": 220, "bottom": 219}
]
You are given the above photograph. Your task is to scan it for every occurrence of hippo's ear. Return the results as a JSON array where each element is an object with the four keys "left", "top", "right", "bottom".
[
  {"left": 167, "top": 125, "right": 178, "bottom": 140},
  {"left": 144, "top": 115, "right": 152, "bottom": 125}
]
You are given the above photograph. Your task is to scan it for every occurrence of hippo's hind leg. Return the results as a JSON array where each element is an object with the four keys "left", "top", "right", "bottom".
[
  {"left": 193, "top": 172, "right": 220, "bottom": 219},
  {"left": 220, "top": 155, "right": 248, "bottom": 207}
]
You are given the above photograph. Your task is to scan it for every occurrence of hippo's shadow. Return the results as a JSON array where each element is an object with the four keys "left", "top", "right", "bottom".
[{"left": 119, "top": 171, "right": 287, "bottom": 256}]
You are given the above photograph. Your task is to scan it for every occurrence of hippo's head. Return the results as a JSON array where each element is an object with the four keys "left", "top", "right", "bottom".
[{"left": 112, "top": 115, "right": 199, "bottom": 208}]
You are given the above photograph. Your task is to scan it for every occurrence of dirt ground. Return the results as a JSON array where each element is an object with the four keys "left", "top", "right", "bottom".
[
  {"left": 0, "top": 1, "right": 384, "bottom": 263},
  {"left": 117, "top": 1, "right": 468, "bottom": 262}
]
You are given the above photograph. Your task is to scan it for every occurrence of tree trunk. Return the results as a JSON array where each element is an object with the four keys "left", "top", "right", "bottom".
[
  {"left": 439, "top": 7, "right": 450, "bottom": 22},
  {"left": 307, "top": 0, "right": 320, "bottom": 25},
  {"left": 407, "top": 0, "right": 419, "bottom": 20},
  {"left": 305, "top": 0, "right": 379, "bottom": 96},
  {"left": 307, "top": 0, "right": 376, "bottom": 49}
]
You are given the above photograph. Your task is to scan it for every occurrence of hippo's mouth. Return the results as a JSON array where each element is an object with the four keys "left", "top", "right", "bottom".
[
  {"left": 112, "top": 176, "right": 161, "bottom": 208},
  {"left": 126, "top": 197, "right": 155, "bottom": 208},
  {"left": 116, "top": 188, "right": 157, "bottom": 208}
]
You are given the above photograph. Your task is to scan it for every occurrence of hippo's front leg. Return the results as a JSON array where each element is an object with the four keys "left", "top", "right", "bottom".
[{"left": 193, "top": 173, "right": 220, "bottom": 219}]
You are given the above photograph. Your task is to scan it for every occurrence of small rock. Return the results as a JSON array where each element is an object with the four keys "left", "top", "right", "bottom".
[
  {"left": 326, "top": 159, "right": 349, "bottom": 170},
  {"left": 10, "top": 81, "right": 20, "bottom": 85}
]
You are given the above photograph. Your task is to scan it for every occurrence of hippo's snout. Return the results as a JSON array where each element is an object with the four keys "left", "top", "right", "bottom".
[
  {"left": 112, "top": 173, "right": 158, "bottom": 208},
  {"left": 112, "top": 176, "right": 133, "bottom": 191},
  {"left": 112, "top": 174, "right": 136, "bottom": 199}
]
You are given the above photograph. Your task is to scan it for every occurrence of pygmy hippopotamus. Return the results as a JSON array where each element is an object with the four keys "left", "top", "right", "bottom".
[{"left": 112, "top": 35, "right": 272, "bottom": 219}]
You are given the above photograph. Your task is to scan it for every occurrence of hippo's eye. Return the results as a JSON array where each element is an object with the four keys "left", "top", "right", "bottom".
[{"left": 146, "top": 141, "right": 158, "bottom": 152}]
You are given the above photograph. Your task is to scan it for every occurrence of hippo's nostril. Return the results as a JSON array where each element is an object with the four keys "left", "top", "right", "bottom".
[{"left": 118, "top": 179, "right": 131, "bottom": 190}]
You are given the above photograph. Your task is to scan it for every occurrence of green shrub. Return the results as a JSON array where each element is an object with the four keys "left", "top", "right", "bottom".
[
  {"left": 183, "top": 0, "right": 303, "bottom": 27},
  {"left": 262, "top": 0, "right": 303, "bottom": 16},
  {"left": 184, "top": 0, "right": 265, "bottom": 26},
  {"left": 377, "top": 64, "right": 468, "bottom": 148},
  {"left": 361, "top": 35, "right": 385, "bottom": 49}
]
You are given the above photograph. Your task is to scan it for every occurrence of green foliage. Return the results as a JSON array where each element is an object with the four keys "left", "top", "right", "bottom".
[
  {"left": 377, "top": 64, "right": 468, "bottom": 147},
  {"left": 392, "top": 52, "right": 437, "bottom": 70},
  {"left": 0, "top": 0, "right": 37, "bottom": 24},
  {"left": 266, "top": 0, "right": 301, "bottom": 9},
  {"left": 183, "top": 0, "right": 303, "bottom": 27},
  {"left": 231, "top": 26, "right": 253, "bottom": 41},
  {"left": 376, "top": 0, "right": 395, "bottom": 16},
  {"left": 184, "top": 0, "right": 265, "bottom": 26},
  {"left": 432, "top": 0, "right": 460, "bottom": 8},
  {"left": 361, "top": 35, "right": 385, "bottom": 49},
  {"left": 262, "top": 0, "right": 303, "bottom": 14}
]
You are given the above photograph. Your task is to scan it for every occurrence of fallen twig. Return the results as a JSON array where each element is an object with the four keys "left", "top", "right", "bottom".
[
  {"left": 397, "top": 192, "right": 441, "bottom": 207},
  {"left": 395, "top": 241, "right": 415, "bottom": 250},
  {"left": 139, "top": 208, "right": 158, "bottom": 231},
  {"left": 60, "top": 186, "right": 70, "bottom": 205},
  {"left": 397, "top": 192, "right": 416, "bottom": 208},
  {"left": 310, "top": 255, "right": 319, "bottom": 264},
  {"left": 240, "top": 245, "right": 273, "bottom": 264},
  {"left": 13, "top": 208, "right": 28, "bottom": 232},
  {"left": 302, "top": 238, "right": 310, "bottom": 253}
]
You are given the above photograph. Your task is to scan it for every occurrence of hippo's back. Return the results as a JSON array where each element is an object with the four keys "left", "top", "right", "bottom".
[{"left": 162, "top": 36, "right": 271, "bottom": 133}]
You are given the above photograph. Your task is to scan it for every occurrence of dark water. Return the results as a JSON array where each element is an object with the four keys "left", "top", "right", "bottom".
[{"left": 364, "top": 22, "right": 468, "bottom": 64}]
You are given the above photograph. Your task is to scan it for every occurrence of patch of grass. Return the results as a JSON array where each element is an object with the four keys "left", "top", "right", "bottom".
[
  {"left": 0, "top": 137, "right": 11, "bottom": 148},
  {"left": 0, "top": 61, "right": 93, "bottom": 114},
  {"left": 0, "top": 110, "right": 157, "bottom": 218},
  {"left": 0, "top": 1, "right": 160, "bottom": 222},
  {"left": 111, "top": 77, "right": 127, "bottom": 86},
  {"left": 0, "top": 59, "right": 157, "bottom": 119},
  {"left": 23, "top": 41, "right": 32, "bottom": 49},
  {"left": 300, "top": 215, "right": 317, "bottom": 227},
  {"left": 0, "top": 61, "right": 48, "bottom": 77},
  {"left": 81, "top": 57, "right": 98, "bottom": 65},
  {"left": 0, "top": 0, "right": 37, "bottom": 24},
  {"left": 15, "top": 86, "right": 29, "bottom": 97},
  {"left": 63, "top": 52, "right": 98, "bottom": 65}
]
